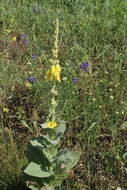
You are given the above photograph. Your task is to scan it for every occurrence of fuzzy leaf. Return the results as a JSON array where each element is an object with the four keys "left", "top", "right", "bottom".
[
  {"left": 27, "top": 144, "right": 50, "bottom": 167},
  {"left": 30, "top": 136, "right": 50, "bottom": 148},
  {"left": 55, "top": 120, "right": 66, "bottom": 139},
  {"left": 54, "top": 149, "right": 80, "bottom": 171},
  {"left": 43, "top": 135, "right": 60, "bottom": 145},
  {"left": 24, "top": 162, "right": 54, "bottom": 178}
]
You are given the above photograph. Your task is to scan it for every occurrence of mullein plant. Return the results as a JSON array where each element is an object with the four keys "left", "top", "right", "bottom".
[{"left": 23, "top": 19, "right": 80, "bottom": 190}]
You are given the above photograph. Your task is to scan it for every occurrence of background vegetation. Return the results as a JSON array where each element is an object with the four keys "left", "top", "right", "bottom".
[{"left": 0, "top": 0, "right": 127, "bottom": 189}]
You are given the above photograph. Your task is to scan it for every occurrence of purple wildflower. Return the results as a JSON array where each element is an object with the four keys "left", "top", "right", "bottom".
[
  {"left": 80, "top": 61, "right": 89, "bottom": 72},
  {"left": 18, "top": 34, "right": 29, "bottom": 45},
  {"left": 26, "top": 76, "right": 37, "bottom": 84},
  {"left": 32, "top": 55, "right": 38, "bottom": 60},
  {"left": 72, "top": 78, "right": 78, "bottom": 83},
  {"left": 23, "top": 39, "right": 29, "bottom": 45},
  {"left": 20, "top": 34, "right": 27, "bottom": 40}
]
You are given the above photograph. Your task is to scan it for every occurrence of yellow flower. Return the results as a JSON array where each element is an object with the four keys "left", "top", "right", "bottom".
[
  {"left": 3, "top": 108, "right": 9, "bottom": 113},
  {"left": 6, "top": 29, "right": 11, "bottom": 33},
  {"left": 51, "top": 97, "right": 57, "bottom": 105},
  {"left": 47, "top": 64, "right": 61, "bottom": 82},
  {"left": 47, "top": 121, "right": 57, "bottom": 128},
  {"left": 12, "top": 36, "right": 16, "bottom": 41},
  {"left": 25, "top": 82, "right": 32, "bottom": 88}
]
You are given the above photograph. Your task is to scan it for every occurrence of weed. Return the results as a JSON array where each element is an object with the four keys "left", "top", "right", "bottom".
[{"left": 0, "top": 0, "right": 127, "bottom": 189}]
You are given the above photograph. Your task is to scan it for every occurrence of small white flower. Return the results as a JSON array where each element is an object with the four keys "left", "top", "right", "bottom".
[
  {"left": 116, "top": 187, "right": 121, "bottom": 190},
  {"left": 110, "top": 95, "right": 114, "bottom": 100},
  {"left": 63, "top": 77, "right": 67, "bottom": 81}
]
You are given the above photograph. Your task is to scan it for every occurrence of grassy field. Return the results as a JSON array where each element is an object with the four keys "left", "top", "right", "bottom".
[{"left": 0, "top": 0, "right": 127, "bottom": 189}]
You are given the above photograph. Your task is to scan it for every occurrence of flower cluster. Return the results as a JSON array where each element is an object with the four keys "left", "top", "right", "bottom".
[
  {"left": 46, "top": 19, "right": 61, "bottom": 82},
  {"left": 80, "top": 61, "right": 89, "bottom": 72},
  {"left": 47, "top": 64, "right": 61, "bottom": 82},
  {"left": 72, "top": 61, "right": 89, "bottom": 83},
  {"left": 26, "top": 76, "right": 37, "bottom": 84}
]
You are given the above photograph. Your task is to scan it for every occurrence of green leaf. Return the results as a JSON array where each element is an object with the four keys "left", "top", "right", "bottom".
[
  {"left": 30, "top": 139, "right": 45, "bottom": 148},
  {"left": 43, "top": 135, "right": 60, "bottom": 145},
  {"left": 27, "top": 144, "right": 50, "bottom": 167},
  {"left": 30, "top": 136, "right": 51, "bottom": 148},
  {"left": 43, "top": 146, "right": 58, "bottom": 161},
  {"left": 24, "top": 162, "right": 54, "bottom": 178},
  {"left": 55, "top": 120, "right": 66, "bottom": 139},
  {"left": 48, "top": 174, "right": 65, "bottom": 187},
  {"left": 54, "top": 149, "right": 80, "bottom": 171},
  {"left": 29, "top": 136, "right": 58, "bottom": 162}
]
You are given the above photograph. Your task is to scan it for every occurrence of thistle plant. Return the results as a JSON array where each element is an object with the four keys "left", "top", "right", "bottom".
[{"left": 23, "top": 19, "right": 80, "bottom": 190}]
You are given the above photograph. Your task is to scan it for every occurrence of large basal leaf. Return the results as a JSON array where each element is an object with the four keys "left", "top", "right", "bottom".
[
  {"left": 54, "top": 149, "right": 80, "bottom": 171},
  {"left": 24, "top": 162, "right": 54, "bottom": 178}
]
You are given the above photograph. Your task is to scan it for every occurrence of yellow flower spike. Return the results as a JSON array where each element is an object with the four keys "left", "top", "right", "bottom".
[
  {"left": 3, "top": 108, "right": 9, "bottom": 113},
  {"left": 52, "top": 49, "right": 58, "bottom": 58},
  {"left": 47, "top": 64, "right": 61, "bottom": 82},
  {"left": 12, "top": 36, "right": 17, "bottom": 41},
  {"left": 47, "top": 121, "right": 57, "bottom": 128}
]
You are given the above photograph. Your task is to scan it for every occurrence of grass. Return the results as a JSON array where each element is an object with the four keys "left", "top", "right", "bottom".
[{"left": 0, "top": 0, "right": 127, "bottom": 189}]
